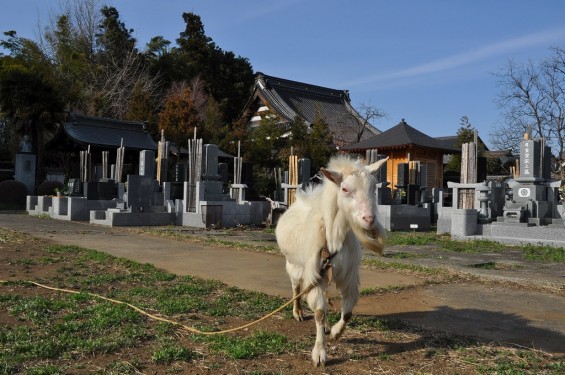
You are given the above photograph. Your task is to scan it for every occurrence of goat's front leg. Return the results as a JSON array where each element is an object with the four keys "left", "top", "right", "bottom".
[
  {"left": 307, "top": 287, "right": 327, "bottom": 366},
  {"left": 291, "top": 282, "right": 304, "bottom": 321},
  {"left": 330, "top": 280, "right": 359, "bottom": 340},
  {"left": 286, "top": 261, "right": 304, "bottom": 321}
]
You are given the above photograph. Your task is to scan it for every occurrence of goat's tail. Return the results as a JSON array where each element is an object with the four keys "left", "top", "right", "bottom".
[{"left": 352, "top": 223, "right": 386, "bottom": 255}]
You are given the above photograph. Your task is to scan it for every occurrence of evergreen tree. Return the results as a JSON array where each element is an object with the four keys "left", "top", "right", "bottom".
[
  {"left": 95, "top": 6, "right": 136, "bottom": 65},
  {"left": 288, "top": 116, "right": 309, "bottom": 156},
  {"left": 0, "top": 34, "right": 64, "bottom": 182},
  {"left": 174, "top": 12, "right": 254, "bottom": 123},
  {"left": 447, "top": 116, "right": 483, "bottom": 171},
  {"left": 308, "top": 113, "right": 335, "bottom": 173},
  {"left": 245, "top": 114, "right": 286, "bottom": 170}
]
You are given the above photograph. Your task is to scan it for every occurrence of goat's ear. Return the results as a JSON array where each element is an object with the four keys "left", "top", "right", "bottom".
[
  {"left": 366, "top": 157, "right": 389, "bottom": 173},
  {"left": 320, "top": 167, "right": 343, "bottom": 186}
]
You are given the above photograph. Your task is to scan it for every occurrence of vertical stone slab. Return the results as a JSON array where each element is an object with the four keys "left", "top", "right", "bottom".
[
  {"left": 15, "top": 153, "right": 36, "bottom": 195},
  {"left": 451, "top": 209, "right": 478, "bottom": 238},
  {"left": 126, "top": 175, "right": 156, "bottom": 212},
  {"left": 543, "top": 145, "right": 552, "bottom": 180},
  {"left": 298, "top": 158, "right": 311, "bottom": 186},
  {"left": 202, "top": 144, "right": 219, "bottom": 178},
  {"left": 139, "top": 150, "right": 156, "bottom": 178},
  {"left": 93, "top": 165, "right": 104, "bottom": 181},
  {"left": 174, "top": 163, "right": 187, "bottom": 182},
  {"left": 518, "top": 139, "right": 541, "bottom": 182}
]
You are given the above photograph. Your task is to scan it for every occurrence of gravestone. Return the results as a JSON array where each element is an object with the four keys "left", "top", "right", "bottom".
[
  {"left": 15, "top": 153, "right": 36, "bottom": 194},
  {"left": 202, "top": 144, "right": 220, "bottom": 180},
  {"left": 139, "top": 150, "right": 155, "bottom": 177},
  {"left": 298, "top": 158, "right": 311, "bottom": 186},
  {"left": 496, "top": 135, "right": 561, "bottom": 226},
  {"left": 14, "top": 136, "right": 36, "bottom": 194},
  {"left": 83, "top": 180, "right": 116, "bottom": 200},
  {"left": 67, "top": 178, "right": 81, "bottom": 196},
  {"left": 200, "top": 144, "right": 227, "bottom": 201},
  {"left": 174, "top": 163, "right": 186, "bottom": 182},
  {"left": 126, "top": 174, "right": 158, "bottom": 212}
]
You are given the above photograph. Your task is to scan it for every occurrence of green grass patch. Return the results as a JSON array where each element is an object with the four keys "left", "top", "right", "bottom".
[
  {"left": 360, "top": 284, "right": 413, "bottom": 296},
  {"left": 385, "top": 231, "right": 444, "bottom": 246},
  {"left": 152, "top": 339, "right": 194, "bottom": 364},
  {"left": 195, "top": 331, "right": 293, "bottom": 359},
  {"left": 386, "top": 230, "right": 565, "bottom": 263},
  {"left": 522, "top": 244, "right": 565, "bottom": 262},
  {"left": 385, "top": 251, "right": 423, "bottom": 259},
  {"left": 141, "top": 228, "right": 279, "bottom": 253},
  {"left": 469, "top": 262, "right": 497, "bottom": 270},
  {"left": 475, "top": 348, "right": 565, "bottom": 374},
  {"left": 437, "top": 238, "right": 506, "bottom": 253}
]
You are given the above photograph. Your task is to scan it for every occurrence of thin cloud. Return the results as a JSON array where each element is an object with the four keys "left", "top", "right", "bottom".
[
  {"left": 222, "top": 0, "right": 307, "bottom": 28},
  {"left": 343, "top": 26, "right": 565, "bottom": 88}
]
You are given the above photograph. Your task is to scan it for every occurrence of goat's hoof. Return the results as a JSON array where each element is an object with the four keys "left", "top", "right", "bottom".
[
  {"left": 293, "top": 309, "right": 304, "bottom": 321},
  {"left": 311, "top": 346, "right": 327, "bottom": 367},
  {"left": 330, "top": 324, "right": 345, "bottom": 340}
]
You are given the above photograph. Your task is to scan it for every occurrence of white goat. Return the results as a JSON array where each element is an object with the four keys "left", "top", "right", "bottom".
[{"left": 276, "top": 155, "right": 388, "bottom": 366}]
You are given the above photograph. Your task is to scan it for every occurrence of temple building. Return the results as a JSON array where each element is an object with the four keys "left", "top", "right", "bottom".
[
  {"left": 45, "top": 113, "right": 157, "bottom": 177},
  {"left": 343, "top": 119, "right": 461, "bottom": 190},
  {"left": 240, "top": 72, "right": 381, "bottom": 148}
]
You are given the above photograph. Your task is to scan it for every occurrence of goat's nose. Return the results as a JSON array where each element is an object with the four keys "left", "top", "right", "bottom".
[{"left": 362, "top": 215, "right": 375, "bottom": 226}]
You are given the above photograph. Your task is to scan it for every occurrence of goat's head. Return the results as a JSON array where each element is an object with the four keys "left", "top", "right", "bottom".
[
  {"left": 320, "top": 156, "right": 388, "bottom": 254},
  {"left": 321, "top": 156, "right": 388, "bottom": 230}
]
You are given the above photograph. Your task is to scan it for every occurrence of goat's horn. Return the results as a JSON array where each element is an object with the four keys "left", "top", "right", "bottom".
[{"left": 366, "top": 157, "right": 389, "bottom": 173}]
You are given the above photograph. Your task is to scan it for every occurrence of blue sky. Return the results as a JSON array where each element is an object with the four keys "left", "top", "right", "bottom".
[{"left": 2, "top": 1, "right": 565, "bottom": 148}]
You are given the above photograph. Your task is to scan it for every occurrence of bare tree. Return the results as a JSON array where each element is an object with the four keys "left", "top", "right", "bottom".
[
  {"left": 37, "top": 1, "right": 160, "bottom": 119},
  {"left": 333, "top": 102, "right": 386, "bottom": 146},
  {"left": 543, "top": 48, "right": 565, "bottom": 172},
  {"left": 85, "top": 49, "right": 161, "bottom": 119},
  {"left": 40, "top": 0, "right": 101, "bottom": 63},
  {"left": 491, "top": 48, "right": 565, "bottom": 167},
  {"left": 353, "top": 103, "right": 387, "bottom": 142}
]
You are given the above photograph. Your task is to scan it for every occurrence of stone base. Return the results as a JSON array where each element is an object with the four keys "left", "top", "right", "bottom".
[
  {"left": 491, "top": 221, "right": 535, "bottom": 227},
  {"left": 178, "top": 200, "right": 270, "bottom": 228},
  {"left": 90, "top": 210, "right": 175, "bottom": 226},
  {"left": 475, "top": 223, "right": 565, "bottom": 248},
  {"left": 377, "top": 204, "right": 431, "bottom": 231}
]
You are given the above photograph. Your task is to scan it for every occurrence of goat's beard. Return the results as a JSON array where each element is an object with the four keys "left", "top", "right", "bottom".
[{"left": 352, "top": 224, "right": 385, "bottom": 255}]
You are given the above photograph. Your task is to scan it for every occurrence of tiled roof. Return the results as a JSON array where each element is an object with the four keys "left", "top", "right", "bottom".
[
  {"left": 251, "top": 72, "right": 380, "bottom": 143},
  {"left": 343, "top": 119, "right": 460, "bottom": 153},
  {"left": 62, "top": 113, "right": 157, "bottom": 151}
]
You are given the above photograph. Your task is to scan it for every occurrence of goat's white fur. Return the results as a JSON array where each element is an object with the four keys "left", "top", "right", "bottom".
[{"left": 276, "top": 155, "right": 387, "bottom": 366}]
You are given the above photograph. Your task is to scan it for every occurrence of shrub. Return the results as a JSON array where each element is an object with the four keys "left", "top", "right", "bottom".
[
  {"left": 37, "top": 180, "right": 63, "bottom": 196},
  {"left": 0, "top": 180, "right": 28, "bottom": 209}
]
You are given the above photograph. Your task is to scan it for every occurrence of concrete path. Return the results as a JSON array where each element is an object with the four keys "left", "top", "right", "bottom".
[{"left": 1, "top": 213, "right": 564, "bottom": 355}]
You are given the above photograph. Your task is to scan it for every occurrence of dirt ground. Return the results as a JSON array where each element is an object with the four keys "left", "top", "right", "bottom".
[
  {"left": 0, "top": 234, "right": 553, "bottom": 374},
  {"left": 2, "top": 231, "right": 562, "bottom": 374}
]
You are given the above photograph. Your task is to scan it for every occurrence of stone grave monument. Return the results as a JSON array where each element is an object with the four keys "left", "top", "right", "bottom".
[
  {"left": 14, "top": 135, "right": 36, "bottom": 194},
  {"left": 494, "top": 133, "right": 564, "bottom": 227}
]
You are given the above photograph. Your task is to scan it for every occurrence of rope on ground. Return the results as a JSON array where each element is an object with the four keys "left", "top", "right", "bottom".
[{"left": 0, "top": 280, "right": 313, "bottom": 335}]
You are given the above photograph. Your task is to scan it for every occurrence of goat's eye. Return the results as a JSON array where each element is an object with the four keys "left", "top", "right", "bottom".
[{"left": 341, "top": 187, "right": 350, "bottom": 194}]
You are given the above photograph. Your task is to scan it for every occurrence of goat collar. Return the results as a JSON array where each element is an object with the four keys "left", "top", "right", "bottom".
[{"left": 319, "top": 233, "right": 338, "bottom": 283}]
